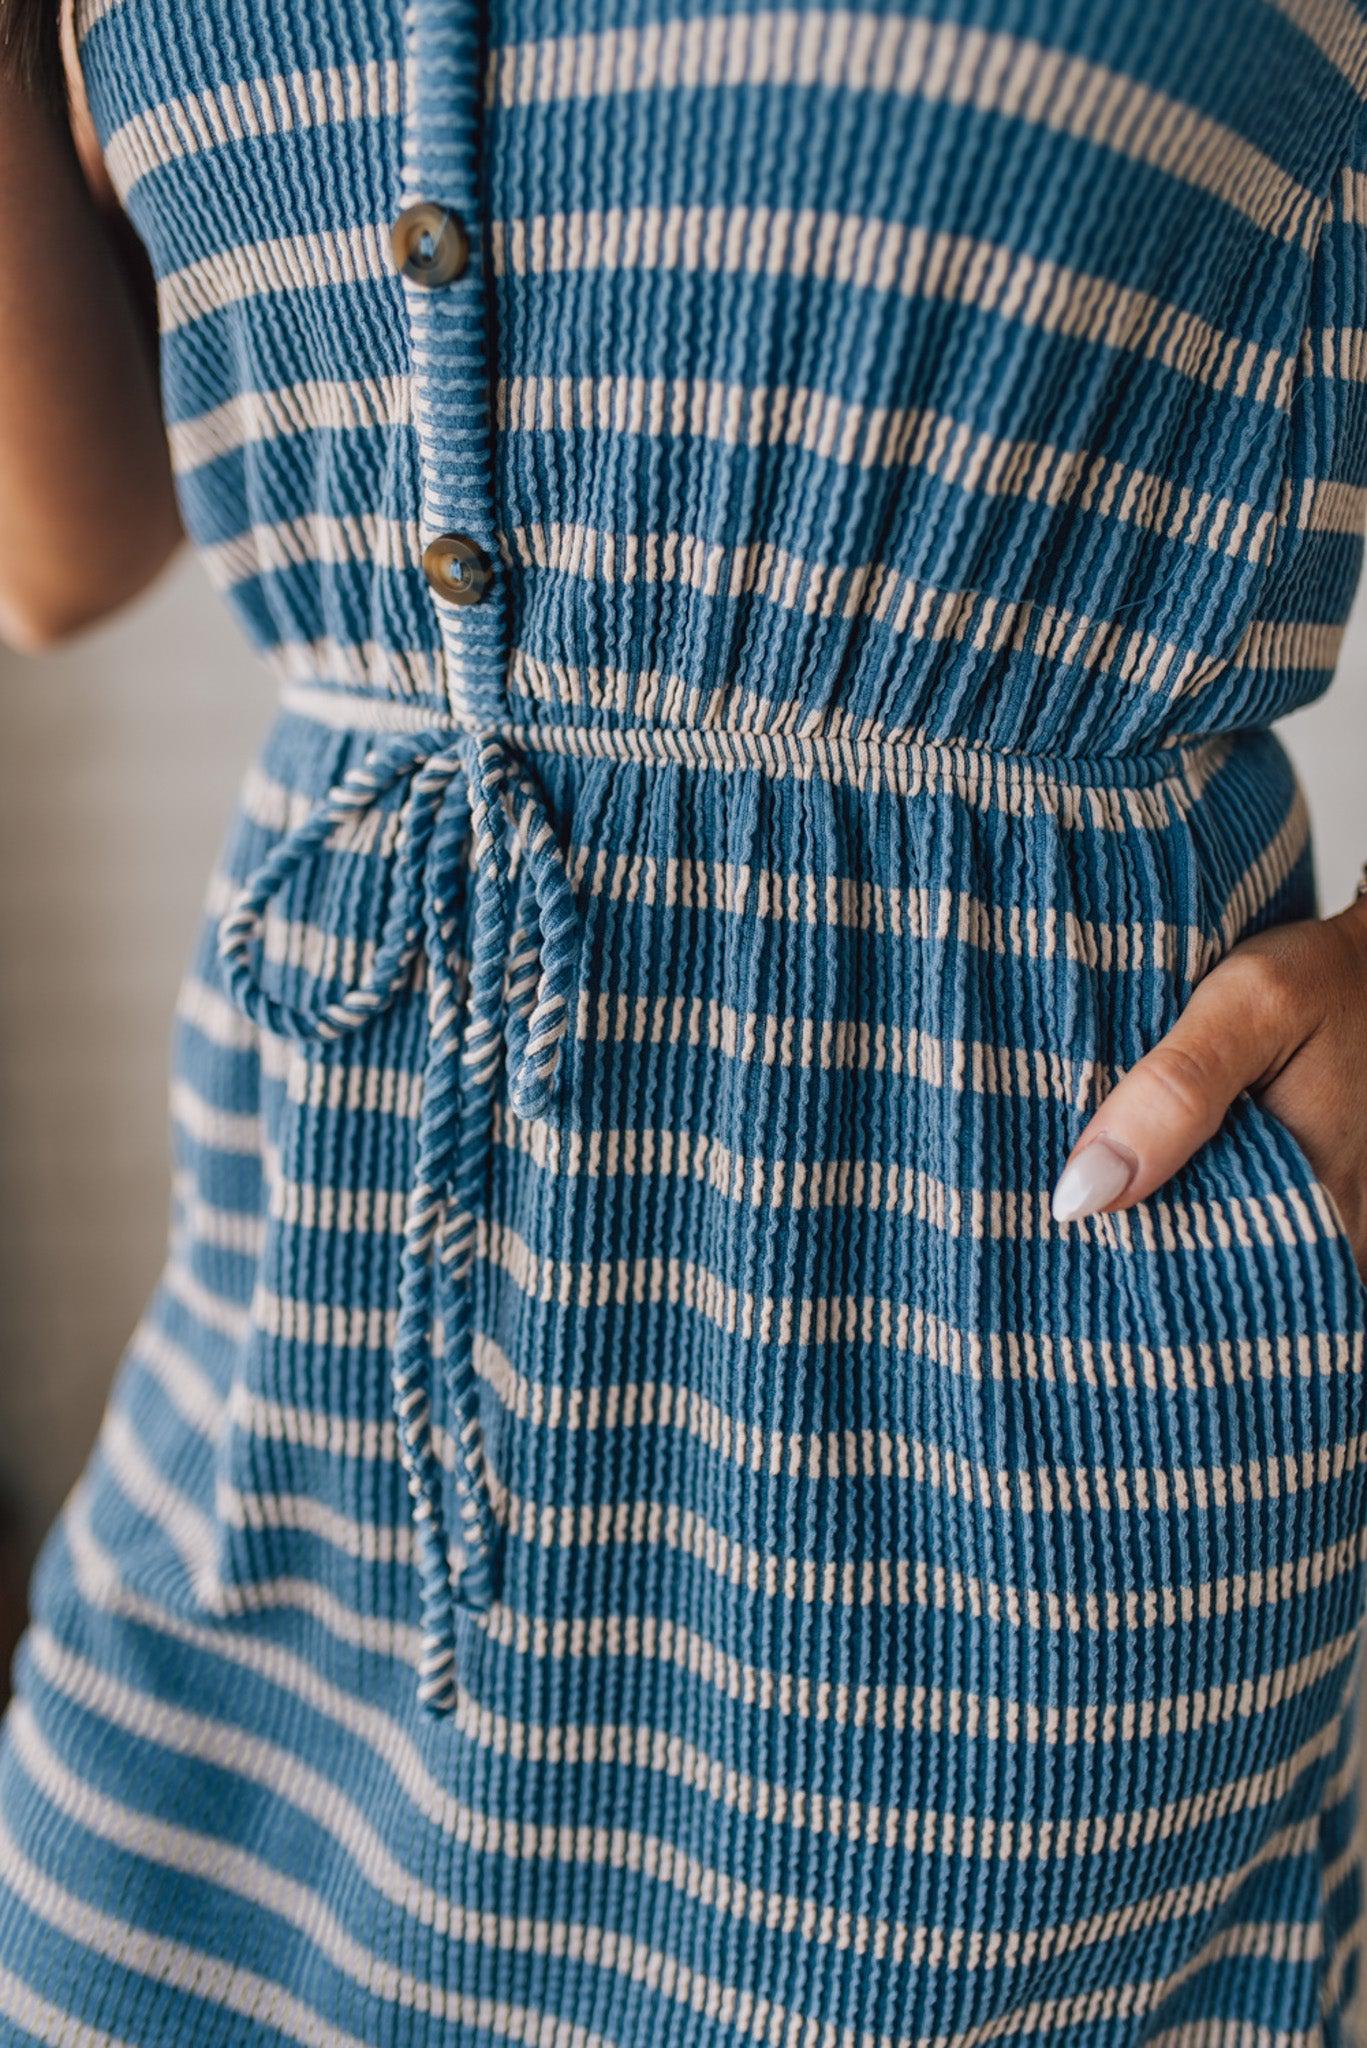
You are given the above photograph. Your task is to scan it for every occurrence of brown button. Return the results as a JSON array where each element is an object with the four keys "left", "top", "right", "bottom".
[
  {"left": 390, "top": 203, "right": 469, "bottom": 287},
  {"left": 422, "top": 532, "right": 492, "bottom": 607}
]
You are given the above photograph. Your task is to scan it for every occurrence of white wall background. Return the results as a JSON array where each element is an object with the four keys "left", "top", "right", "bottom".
[
  {"left": 0, "top": 556, "right": 1364, "bottom": 1558},
  {"left": 0, "top": 560, "right": 273, "bottom": 1560}
]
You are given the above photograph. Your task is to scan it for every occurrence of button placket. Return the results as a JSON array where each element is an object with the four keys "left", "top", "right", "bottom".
[{"left": 395, "top": 1, "right": 505, "bottom": 730}]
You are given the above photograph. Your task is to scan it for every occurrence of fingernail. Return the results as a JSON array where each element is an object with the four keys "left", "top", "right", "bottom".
[{"left": 1050, "top": 1137, "right": 1137, "bottom": 1223}]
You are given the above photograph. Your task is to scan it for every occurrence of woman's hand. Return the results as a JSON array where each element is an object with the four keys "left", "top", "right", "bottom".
[{"left": 1050, "top": 893, "right": 1367, "bottom": 1275}]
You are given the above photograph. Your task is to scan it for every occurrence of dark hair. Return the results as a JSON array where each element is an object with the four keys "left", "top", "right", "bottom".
[{"left": 0, "top": 0, "right": 65, "bottom": 106}]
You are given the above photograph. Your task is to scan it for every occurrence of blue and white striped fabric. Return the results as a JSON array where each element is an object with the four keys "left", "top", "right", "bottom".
[{"left": 4, "top": 0, "right": 1367, "bottom": 2039}]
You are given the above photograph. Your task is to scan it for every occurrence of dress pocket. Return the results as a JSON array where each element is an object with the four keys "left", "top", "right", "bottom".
[{"left": 1232, "top": 1085, "right": 1367, "bottom": 1339}]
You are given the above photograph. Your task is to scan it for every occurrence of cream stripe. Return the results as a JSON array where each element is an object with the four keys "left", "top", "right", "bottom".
[
  {"left": 491, "top": 208, "right": 1298, "bottom": 404},
  {"left": 176, "top": 957, "right": 424, "bottom": 1119},
  {"left": 232, "top": 739, "right": 1291, "bottom": 1027},
  {"left": 95, "top": 1409, "right": 223, "bottom": 1619},
  {"left": 162, "top": 1256, "right": 251, "bottom": 1345},
  {"left": 266, "top": 685, "right": 1231, "bottom": 820},
  {"left": 162, "top": 1034, "right": 1356, "bottom": 1384},
  {"left": 263, "top": 636, "right": 445, "bottom": 702},
  {"left": 1267, "top": 0, "right": 1367, "bottom": 91},
  {"left": 200, "top": 850, "right": 1127, "bottom": 1109},
  {"left": 9, "top": 1647, "right": 1329, "bottom": 2011},
  {"left": 93, "top": 1422, "right": 422, "bottom": 1658},
  {"left": 179, "top": 871, "right": 1223, "bottom": 1135},
  {"left": 235, "top": 755, "right": 1228, "bottom": 967},
  {"left": 104, "top": 61, "right": 403, "bottom": 197},
  {"left": 219, "top": 1471, "right": 411, "bottom": 1565},
  {"left": 237, "top": 761, "right": 395, "bottom": 838},
  {"left": 237, "top": 1347, "right": 1367, "bottom": 1631},
  {"left": 513, "top": 716, "right": 1228, "bottom": 820},
  {"left": 486, "top": 13, "right": 1317, "bottom": 246},
  {"left": 497, "top": 373, "right": 1283, "bottom": 567},
  {"left": 128, "top": 1318, "right": 1367, "bottom": 1640},
  {"left": 167, "top": 374, "right": 410, "bottom": 473},
  {"left": 578, "top": 987, "right": 1088, "bottom": 1103},
  {"left": 285, "top": 1048, "right": 423, "bottom": 1118},
  {"left": 0, "top": 1813, "right": 540, "bottom": 2048},
  {"left": 494, "top": 1467, "right": 1364, "bottom": 1701},
  {"left": 1196, "top": 774, "right": 1311, "bottom": 958},
  {"left": 74, "top": 0, "right": 127, "bottom": 36},
  {"left": 270, "top": 1103, "right": 1353, "bottom": 1296},
  {"left": 169, "top": 1078, "right": 265, "bottom": 1156},
  {"left": 172, "top": 961, "right": 1112, "bottom": 1128},
  {"left": 65, "top": 1458, "right": 1367, "bottom": 1859},
  {"left": 130, "top": 1326, "right": 225, "bottom": 1440},
  {"left": 225, "top": 1374, "right": 1366, "bottom": 1746},
  {"left": 1304, "top": 475, "right": 1367, "bottom": 534},
  {"left": 37, "top": 1449, "right": 1352, "bottom": 2039},
  {"left": 0, "top": 1964, "right": 138, "bottom": 2048},
  {"left": 167, "top": 358, "right": 1321, "bottom": 586},
  {"left": 3, "top": 1620, "right": 1334, "bottom": 2048},
  {"left": 230, "top": 765, "right": 1220, "bottom": 980},
  {"left": 175, "top": 973, "right": 260, "bottom": 1051},
  {"left": 506, "top": 645, "right": 737, "bottom": 726},
  {"left": 1319, "top": 323, "right": 1367, "bottom": 384},
  {"left": 270, "top": 672, "right": 453, "bottom": 723},
  {"left": 223, "top": 1394, "right": 1367, "bottom": 1573},
  {"left": 1206, "top": 779, "right": 1312, "bottom": 953},
  {"left": 1318, "top": 1685, "right": 1367, "bottom": 2012},
  {"left": 485, "top": 1242, "right": 1359, "bottom": 1499},
  {"left": 504, "top": 517, "right": 1224, "bottom": 703},
  {"left": 158, "top": 223, "right": 391, "bottom": 333},
  {"left": 566, "top": 826, "right": 1258, "bottom": 977},
  {"left": 199, "top": 511, "right": 419, "bottom": 589},
  {"left": 1128, "top": 1942, "right": 1317, "bottom": 2048},
  {"left": 270, "top": 1170, "right": 409, "bottom": 1237},
  {"left": 6, "top": 1696, "right": 487, "bottom": 2022},
  {"left": 1228, "top": 612, "right": 1349, "bottom": 684},
  {"left": 1340, "top": 166, "right": 1367, "bottom": 228},
  {"left": 202, "top": 866, "right": 409, "bottom": 987},
  {"left": 166, "top": 210, "right": 1298, "bottom": 403},
  {"left": 220, "top": 1263, "right": 1367, "bottom": 1516},
  {"left": 128, "top": 1245, "right": 1367, "bottom": 1662}
]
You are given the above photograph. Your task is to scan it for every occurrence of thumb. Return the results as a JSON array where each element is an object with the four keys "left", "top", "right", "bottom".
[{"left": 1050, "top": 960, "right": 1289, "bottom": 1224}]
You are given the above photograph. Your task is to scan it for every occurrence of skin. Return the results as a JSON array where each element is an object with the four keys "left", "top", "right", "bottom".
[
  {"left": 3, "top": 15, "right": 1364, "bottom": 1251},
  {"left": 1056, "top": 899, "right": 1367, "bottom": 1275},
  {"left": 0, "top": 3, "right": 179, "bottom": 650}
]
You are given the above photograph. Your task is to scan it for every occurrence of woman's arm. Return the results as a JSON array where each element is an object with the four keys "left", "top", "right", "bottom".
[{"left": 0, "top": 3, "right": 180, "bottom": 650}]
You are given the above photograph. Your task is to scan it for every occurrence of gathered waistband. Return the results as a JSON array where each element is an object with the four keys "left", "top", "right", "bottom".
[
  {"left": 276, "top": 681, "right": 1236, "bottom": 818},
  {"left": 235, "top": 690, "right": 1288, "bottom": 1721}
]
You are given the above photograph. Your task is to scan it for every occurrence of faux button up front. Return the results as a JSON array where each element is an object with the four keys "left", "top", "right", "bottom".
[
  {"left": 390, "top": 201, "right": 470, "bottom": 287},
  {"left": 421, "top": 529, "right": 492, "bottom": 604},
  {"left": 6, "top": 1, "right": 1367, "bottom": 2043}
]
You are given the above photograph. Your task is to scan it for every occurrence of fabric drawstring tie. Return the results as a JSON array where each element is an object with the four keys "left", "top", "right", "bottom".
[{"left": 217, "top": 727, "right": 580, "bottom": 1714}]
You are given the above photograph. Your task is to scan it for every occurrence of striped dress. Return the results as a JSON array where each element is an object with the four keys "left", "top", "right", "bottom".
[{"left": 5, "top": 0, "right": 1367, "bottom": 2039}]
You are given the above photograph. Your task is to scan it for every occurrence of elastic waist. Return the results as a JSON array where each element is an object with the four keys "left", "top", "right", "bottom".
[{"left": 277, "top": 682, "right": 1234, "bottom": 819}]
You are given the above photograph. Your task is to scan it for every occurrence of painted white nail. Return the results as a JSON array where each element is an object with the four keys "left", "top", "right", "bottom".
[{"left": 1050, "top": 1138, "right": 1136, "bottom": 1223}]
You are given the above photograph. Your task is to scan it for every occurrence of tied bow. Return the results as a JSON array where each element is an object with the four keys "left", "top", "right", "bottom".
[{"left": 217, "top": 727, "right": 580, "bottom": 1713}]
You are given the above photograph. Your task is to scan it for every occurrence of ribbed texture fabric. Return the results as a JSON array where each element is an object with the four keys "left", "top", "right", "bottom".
[{"left": 4, "top": 1, "right": 1367, "bottom": 2040}]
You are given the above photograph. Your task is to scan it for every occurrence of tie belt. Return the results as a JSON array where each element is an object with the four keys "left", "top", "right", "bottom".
[{"left": 217, "top": 727, "right": 580, "bottom": 1714}]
